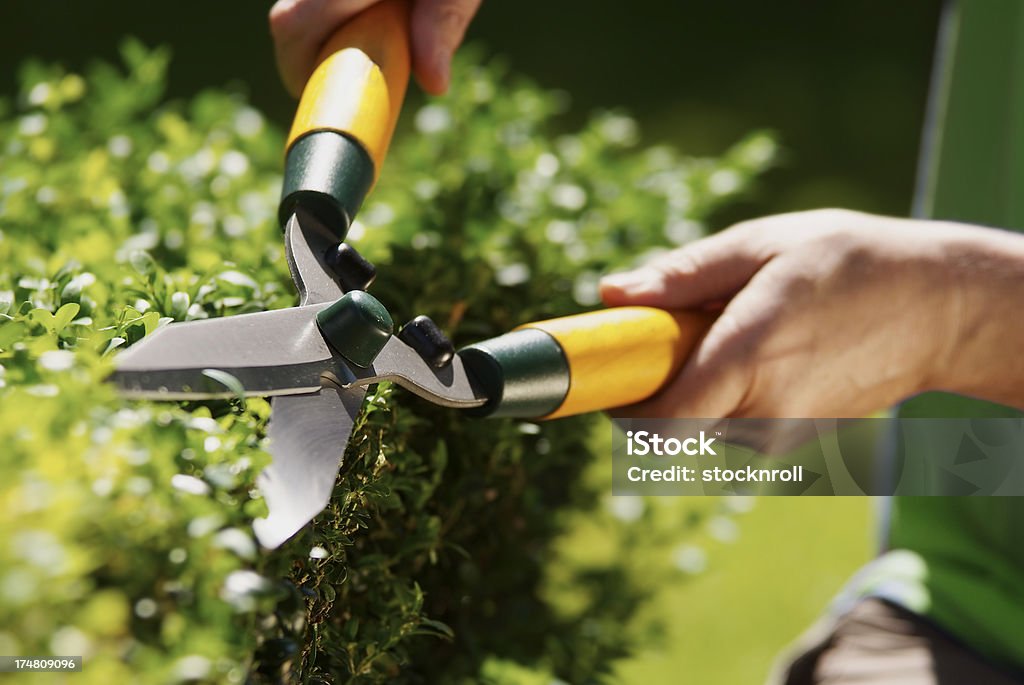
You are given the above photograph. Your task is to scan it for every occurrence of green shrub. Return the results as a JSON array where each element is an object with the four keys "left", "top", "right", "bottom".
[{"left": 0, "top": 41, "right": 773, "bottom": 683}]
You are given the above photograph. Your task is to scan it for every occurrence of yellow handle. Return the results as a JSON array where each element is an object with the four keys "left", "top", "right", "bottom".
[
  {"left": 521, "top": 307, "right": 712, "bottom": 419},
  {"left": 286, "top": 0, "right": 411, "bottom": 178}
]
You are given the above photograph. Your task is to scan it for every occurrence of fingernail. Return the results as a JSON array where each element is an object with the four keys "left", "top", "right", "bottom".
[{"left": 599, "top": 270, "right": 657, "bottom": 295}]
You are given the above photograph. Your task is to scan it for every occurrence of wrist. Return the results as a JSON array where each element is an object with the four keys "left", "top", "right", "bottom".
[{"left": 927, "top": 223, "right": 1024, "bottom": 404}]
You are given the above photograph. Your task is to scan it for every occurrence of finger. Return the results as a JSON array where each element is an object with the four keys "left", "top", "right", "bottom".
[
  {"left": 270, "top": 0, "right": 378, "bottom": 97},
  {"left": 610, "top": 269, "right": 782, "bottom": 419},
  {"left": 411, "top": 0, "right": 481, "bottom": 94},
  {"left": 612, "top": 311, "right": 753, "bottom": 419},
  {"left": 599, "top": 223, "right": 772, "bottom": 309}
]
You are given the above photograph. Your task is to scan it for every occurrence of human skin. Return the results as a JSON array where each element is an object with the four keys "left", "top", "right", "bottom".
[
  {"left": 269, "top": 0, "right": 482, "bottom": 96},
  {"left": 599, "top": 209, "right": 1024, "bottom": 418}
]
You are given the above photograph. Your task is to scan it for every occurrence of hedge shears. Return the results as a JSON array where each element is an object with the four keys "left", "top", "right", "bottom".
[{"left": 111, "top": 0, "right": 709, "bottom": 549}]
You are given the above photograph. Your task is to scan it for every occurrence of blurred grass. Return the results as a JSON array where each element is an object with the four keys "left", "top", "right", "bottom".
[
  {"left": 546, "top": 421, "right": 874, "bottom": 684},
  {"left": 613, "top": 498, "right": 872, "bottom": 684}
]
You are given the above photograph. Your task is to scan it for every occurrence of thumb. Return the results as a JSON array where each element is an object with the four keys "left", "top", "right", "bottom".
[
  {"left": 600, "top": 224, "right": 771, "bottom": 309},
  {"left": 411, "top": 0, "right": 481, "bottom": 94}
]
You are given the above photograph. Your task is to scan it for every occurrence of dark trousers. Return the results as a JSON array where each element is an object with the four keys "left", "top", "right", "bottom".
[{"left": 773, "top": 599, "right": 1024, "bottom": 685}]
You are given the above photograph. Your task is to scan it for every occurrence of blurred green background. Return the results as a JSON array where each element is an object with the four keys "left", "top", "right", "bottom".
[
  {"left": 0, "top": 1, "right": 941, "bottom": 682},
  {"left": 0, "top": 1, "right": 941, "bottom": 219}
]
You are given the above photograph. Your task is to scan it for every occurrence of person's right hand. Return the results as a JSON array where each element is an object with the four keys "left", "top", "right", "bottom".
[
  {"left": 600, "top": 209, "right": 1024, "bottom": 419},
  {"left": 269, "top": 0, "right": 482, "bottom": 97}
]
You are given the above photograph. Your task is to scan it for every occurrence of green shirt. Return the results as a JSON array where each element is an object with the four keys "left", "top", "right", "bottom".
[{"left": 851, "top": 0, "right": 1024, "bottom": 673}]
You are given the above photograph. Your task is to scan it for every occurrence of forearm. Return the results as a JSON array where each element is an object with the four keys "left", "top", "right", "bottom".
[{"left": 932, "top": 223, "right": 1024, "bottom": 409}]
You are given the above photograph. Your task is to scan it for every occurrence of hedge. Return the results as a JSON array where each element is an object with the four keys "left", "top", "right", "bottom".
[{"left": 0, "top": 41, "right": 774, "bottom": 683}]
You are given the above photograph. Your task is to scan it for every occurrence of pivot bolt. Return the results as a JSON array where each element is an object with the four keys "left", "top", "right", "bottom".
[
  {"left": 324, "top": 242, "right": 376, "bottom": 292},
  {"left": 398, "top": 315, "right": 455, "bottom": 369},
  {"left": 316, "top": 291, "right": 393, "bottom": 368}
]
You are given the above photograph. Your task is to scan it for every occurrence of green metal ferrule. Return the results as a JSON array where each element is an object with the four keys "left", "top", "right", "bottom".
[
  {"left": 316, "top": 291, "right": 394, "bottom": 368},
  {"left": 458, "top": 328, "right": 570, "bottom": 418},
  {"left": 279, "top": 131, "right": 376, "bottom": 237}
]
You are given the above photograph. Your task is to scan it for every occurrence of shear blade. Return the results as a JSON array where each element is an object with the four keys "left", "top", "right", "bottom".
[
  {"left": 253, "top": 386, "right": 366, "bottom": 549},
  {"left": 110, "top": 304, "right": 354, "bottom": 399},
  {"left": 112, "top": 301, "right": 487, "bottom": 407},
  {"left": 112, "top": 206, "right": 489, "bottom": 548}
]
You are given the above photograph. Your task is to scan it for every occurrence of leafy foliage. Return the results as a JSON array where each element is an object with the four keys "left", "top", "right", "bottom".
[{"left": 0, "top": 42, "right": 773, "bottom": 683}]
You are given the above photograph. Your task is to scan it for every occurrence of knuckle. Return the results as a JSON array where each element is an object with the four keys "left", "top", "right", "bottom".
[
  {"left": 725, "top": 218, "right": 773, "bottom": 254},
  {"left": 803, "top": 207, "right": 866, "bottom": 229},
  {"left": 832, "top": 237, "right": 877, "bottom": 278},
  {"left": 809, "top": 207, "right": 849, "bottom": 221},
  {"left": 655, "top": 248, "right": 700, "bottom": 281},
  {"left": 726, "top": 218, "right": 759, "bottom": 235},
  {"left": 772, "top": 265, "right": 818, "bottom": 300}
]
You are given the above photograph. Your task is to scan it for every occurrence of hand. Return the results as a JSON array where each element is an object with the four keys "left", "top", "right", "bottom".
[
  {"left": 600, "top": 209, "right": 1024, "bottom": 418},
  {"left": 270, "top": 0, "right": 481, "bottom": 97}
]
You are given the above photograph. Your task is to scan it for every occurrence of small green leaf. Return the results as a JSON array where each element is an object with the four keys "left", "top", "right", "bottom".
[
  {"left": 0, "top": 291, "right": 14, "bottom": 316},
  {"left": 415, "top": 618, "right": 455, "bottom": 640},
  {"left": 128, "top": 250, "right": 156, "bottom": 277},
  {"left": 344, "top": 617, "right": 359, "bottom": 640},
  {"left": 202, "top": 368, "right": 246, "bottom": 403},
  {"left": 0, "top": 321, "right": 26, "bottom": 349},
  {"left": 52, "top": 303, "right": 81, "bottom": 333},
  {"left": 140, "top": 311, "right": 161, "bottom": 336}
]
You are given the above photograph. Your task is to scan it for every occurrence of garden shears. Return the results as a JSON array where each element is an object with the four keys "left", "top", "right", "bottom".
[{"left": 110, "top": 0, "right": 709, "bottom": 549}]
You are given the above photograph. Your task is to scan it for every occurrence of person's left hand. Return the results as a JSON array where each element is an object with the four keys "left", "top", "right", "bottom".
[{"left": 269, "top": 0, "right": 482, "bottom": 97}]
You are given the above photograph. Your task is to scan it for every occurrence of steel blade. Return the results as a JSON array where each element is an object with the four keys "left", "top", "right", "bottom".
[
  {"left": 285, "top": 209, "right": 345, "bottom": 306},
  {"left": 111, "top": 304, "right": 355, "bottom": 398},
  {"left": 253, "top": 386, "right": 366, "bottom": 548}
]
